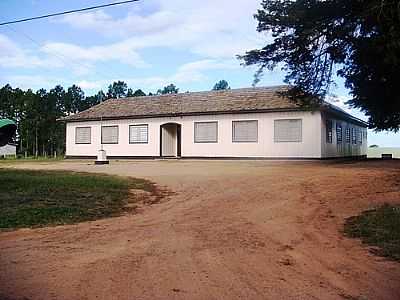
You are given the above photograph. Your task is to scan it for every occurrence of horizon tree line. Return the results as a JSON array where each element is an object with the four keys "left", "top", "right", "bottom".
[{"left": 0, "top": 80, "right": 230, "bottom": 157}]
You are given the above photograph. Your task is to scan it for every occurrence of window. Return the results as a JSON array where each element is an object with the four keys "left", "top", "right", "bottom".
[
  {"left": 75, "top": 127, "right": 91, "bottom": 144},
  {"left": 129, "top": 125, "right": 148, "bottom": 144},
  {"left": 101, "top": 125, "right": 118, "bottom": 144},
  {"left": 345, "top": 127, "right": 351, "bottom": 143},
  {"left": 326, "top": 120, "right": 333, "bottom": 143},
  {"left": 274, "top": 119, "right": 302, "bottom": 142},
  {"left": 232, "top": 120, "right": 258, "bottom": 142},
  {"left": 357, "top": 128, "right": 362, "bottom": 144},
  {"left": 351, "top": 128, "right": 357, "bottom": 144},
  {"left": 336, "top": 123, "right": 342, "bottom": 144},
  {"left": 194, "top": 121, "right": 218, "bottom": 143}
]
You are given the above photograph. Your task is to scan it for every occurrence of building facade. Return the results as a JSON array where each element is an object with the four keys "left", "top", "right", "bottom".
[{"left": 63, "top": 87, "right": 368, "bottom": 159}]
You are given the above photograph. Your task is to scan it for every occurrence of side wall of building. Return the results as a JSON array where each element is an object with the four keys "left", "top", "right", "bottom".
[
  {"left": 66, "top": 111, "right": 323, "bottom": 158},
  {"left": 320, "top": 112, "right": 368, "bottom": 158}
]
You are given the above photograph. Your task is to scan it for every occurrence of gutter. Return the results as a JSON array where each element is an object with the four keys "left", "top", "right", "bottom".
[{"left": 57, "top": 107, "right": 314, "bottom": 123}]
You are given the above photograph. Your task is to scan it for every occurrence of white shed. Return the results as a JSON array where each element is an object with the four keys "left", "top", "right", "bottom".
[
  {"left": 61, "top": 86, "right": 368, "bottom": 159},
  {"left": 0, "top": 144, "right": 16, "bottom": 157}
]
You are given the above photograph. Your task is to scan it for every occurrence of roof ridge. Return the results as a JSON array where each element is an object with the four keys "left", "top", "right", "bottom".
[{"left": 106, "top": 85, "right": 289, "bottom": 102}]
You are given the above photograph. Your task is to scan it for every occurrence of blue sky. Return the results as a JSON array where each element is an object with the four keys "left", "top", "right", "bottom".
[{"left": 0, "top": 0, "right": 398, "bottom": 146}]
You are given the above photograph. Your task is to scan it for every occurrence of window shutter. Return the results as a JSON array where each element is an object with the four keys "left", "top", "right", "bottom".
[
  {"left": 336, "top": 123, "right": 342, "bottom": 144},
  {"left": 326, "top": 120, "right": 333, "bottom": 143},
  {"left": 345, "top": 127, "right": 351, "bottom": 143},
  {"left": 351, "top": 128, "right": 356, "bottom": 144},
  {"left": 194, "top": 122, "right": 218, "bottom": 143},
  {"left": 102, "top": 126, "right": 118, "bottom": 144},
  {"left": 130, "top": 125, "right": 148, "bottom": 143},
  {"left": 232, "top": 120, "right": 258, "bottom": 142},
  {"left": 274, "top": 119, "right": 302, "bottom": 142},
  {"left": 75, "top": 127, "right": 91, "bottom": 144}
]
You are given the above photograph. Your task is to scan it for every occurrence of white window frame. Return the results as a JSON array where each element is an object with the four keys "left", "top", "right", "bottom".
[
  {"left": 129, "top": 124, "right": 148, "bottom": 144},
  {"left": 101, "top": 125, "right": 119, "bottom": 144},
  {"left": 274, "top": 119, "right": 302, "bottom": 143},
  {"left": 326, "top": 120, "right": 333, "bottom": 144},
  {"left": 351, "top": 128, "right": 357, "bottom": 144},
  {"left": 232, "top": 120, "right": 258, "bottom": 143},
  {"left": 345, "top": 127, "right": 351, "bottom": 143},
  {"left": 75, "top": 127, "right": 91, "bottom": 144},
  {"left": 194, "top": 121, "right": 218, "bottom": 143},
  {"left": 357, "top": 128, "right": 363, "bottom": 144},
  {"left": 336, "top": 123, "right": 342, "bottom": 144}
]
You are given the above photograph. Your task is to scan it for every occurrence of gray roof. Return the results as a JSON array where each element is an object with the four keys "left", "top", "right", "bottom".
[
  {"left": 62, "top": 86, "right": 299, "bottom": 121},
  {"left": 61, "top": 85, "right": 367, "bottom": 126}
]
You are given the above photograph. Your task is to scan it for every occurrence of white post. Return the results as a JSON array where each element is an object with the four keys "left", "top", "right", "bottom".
[{"left": 95, "top": 116, "right": 109, "bottom": 165}]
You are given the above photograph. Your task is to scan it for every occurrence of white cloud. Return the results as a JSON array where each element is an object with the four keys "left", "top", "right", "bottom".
[
  {"left": 55, "top": 0, "right": 264, "bottom": 59},
  {"left": 1, "top": 0, "right": 265, "bottom": 90},
  {"left": 0, "top": 74, "right": 62, "bottom": 90},
  {"left": 41, "top": 41, "right": 148, "bottom": 68},
  {"left": 58, "top": 10, "right": 179, "bottom": 38},
  {"left": 73, "top": 58, "right": 239, "bottom": 92},
  {"left": 0, "top": 34, "right": 62, "bottom": 69},
  {"left": 326, "top": 95, "right": 351, "bottom": 112},
  {"left": 77, "top": 80, "right": 103, "bottom": 90},
  {"left": 171, "top": 59, "right": 240, "bottom": 83},
  {"left": 0, "top": 33, "right": 147, "bottom": 76}
]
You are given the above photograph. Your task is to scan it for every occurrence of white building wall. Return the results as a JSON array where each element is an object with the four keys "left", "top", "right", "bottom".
[
  {"left": 0, "top": 144, "right": 16, "bottom": 156},
  {"left": 320, "top": 113, "right": 367, "bottom": 158},
  {"left": 66, "top": 111, "right": 323, "bottom": 158}
]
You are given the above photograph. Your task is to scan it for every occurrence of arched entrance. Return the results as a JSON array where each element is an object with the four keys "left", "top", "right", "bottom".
[{"left": 160, "top": 123, "right": 181, "bottom": 157}]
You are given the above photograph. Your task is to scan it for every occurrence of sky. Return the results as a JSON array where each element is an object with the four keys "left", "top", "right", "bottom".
[{"left": 0, "top": 0, "right": 398, "bottom": 146}]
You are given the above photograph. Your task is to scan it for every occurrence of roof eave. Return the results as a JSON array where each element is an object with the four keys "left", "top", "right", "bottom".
[
  {"left": 321, "top": 104, "right": 368, "bottom": 127},
  {"left": 59, "top": 107, "right": 309, "bottom": 123}
]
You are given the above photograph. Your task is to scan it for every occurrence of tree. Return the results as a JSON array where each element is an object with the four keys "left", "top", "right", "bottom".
[
  {"left": 126, "top": 88, "right": 134, "bottom": 97},
  {"left": 157, "top": 84, "right": 179, "bottom": 95},
  {"left": 85, "top": 90, "right": 106, "bottom": 107},
  {"left": 65, "top": 85, "right": 85, "bottom": 113},
  {"left": 0, "top": 83, "right": 106, "bottom": 157},
  {"left": 240, "top": 0, "right": 400, "bottom": 131},
  {"left": 133, "top": 89, "right": 146, "bottom": 97},
  {"left": 212, "top": 80, "right": 230, "bottom": 91},
  {"left": 107, "top": 81, "right": 128, "bottom": 99}
]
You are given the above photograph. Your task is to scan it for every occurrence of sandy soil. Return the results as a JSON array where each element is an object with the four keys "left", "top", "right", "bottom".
[{"left": 0, "top": 159, "right": 399, "bottom": 300}]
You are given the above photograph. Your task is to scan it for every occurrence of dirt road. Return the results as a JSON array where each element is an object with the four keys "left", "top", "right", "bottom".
[{"left": 1, "top": 160, "right": 399, "bottom": 300}]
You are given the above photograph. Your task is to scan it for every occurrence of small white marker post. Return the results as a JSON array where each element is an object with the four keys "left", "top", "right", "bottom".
[{"left": 95, "top": 116, "right": 109, "bottom": 165}]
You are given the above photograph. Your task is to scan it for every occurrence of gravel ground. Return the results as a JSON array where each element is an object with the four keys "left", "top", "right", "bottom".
[{"left": 1, "top": 159, "right": 399, "bottom": 300}]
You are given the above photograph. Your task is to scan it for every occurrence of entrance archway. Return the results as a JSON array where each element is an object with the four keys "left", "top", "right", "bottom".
[{"left": 160, "top": 123, "right": 181, "bottom": 157}]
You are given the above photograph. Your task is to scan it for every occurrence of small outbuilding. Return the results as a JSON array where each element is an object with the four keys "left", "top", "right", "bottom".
[
  {"left": 0, "top": 119, "right": 17, "bottom": 158},
  {"left": 0, "top": 143, "right": 16, "bottom": 158},
  {"left": 61, "top": 86, "right": 368, "bottom": 159}
]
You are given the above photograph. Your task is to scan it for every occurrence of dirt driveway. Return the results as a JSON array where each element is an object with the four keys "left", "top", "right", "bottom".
[{"left": 1, "top": 160, "right": 399, "bottom": 300}]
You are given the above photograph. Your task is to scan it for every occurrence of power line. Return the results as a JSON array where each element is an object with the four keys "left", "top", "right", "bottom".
[
  {"left": 0, "top": 0, "right": 139, "bottom": 26},
  {"left": 3, "top": 25, "right": 126, "bottom": 84}
]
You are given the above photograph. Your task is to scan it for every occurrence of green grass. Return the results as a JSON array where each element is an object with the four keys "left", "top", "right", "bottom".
[
  {"left": 0, "top": 168, "right": 159, "bottom": 229},
  {"left": 344, "top": 204, "right": 400, "bottom": 261},
  {"left": 0, "top": 156, "right": 65, "bottom": 163}
]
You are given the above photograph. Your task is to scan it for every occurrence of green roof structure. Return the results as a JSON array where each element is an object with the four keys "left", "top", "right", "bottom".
[{"left": 0, "top": 119, "right": 17, "bottom": 146}]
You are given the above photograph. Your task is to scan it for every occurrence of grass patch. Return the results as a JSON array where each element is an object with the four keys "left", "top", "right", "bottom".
[
  {"left": 0, "top": 156, "right": 65, "bottom": 163},
  {"left": 344, "top": 204, "right": 400, "bottom": 261},
  {"left": 0, "top": 168, "right": 160, "bottom": 229}
]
